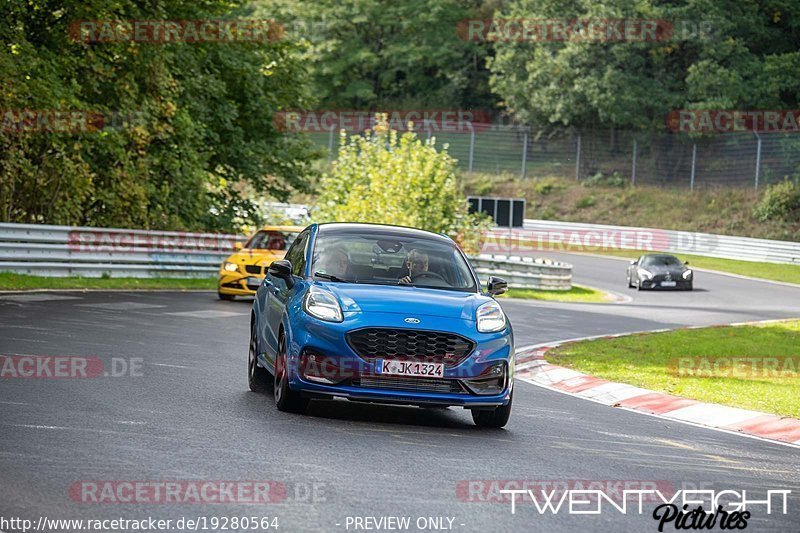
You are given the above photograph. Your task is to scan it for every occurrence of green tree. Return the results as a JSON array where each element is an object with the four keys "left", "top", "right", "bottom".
[
  {"left": 259, "top": 0, "right": 498, "bottom": 110},
  {"left": 314, "top": 116, "right": 491, "bottom": 253},
  {"left": 490, "top": 0, "right": 800, "bottom": 131},
  {"left": 0, "top": 0, "right": 317, "bottom": 231}
]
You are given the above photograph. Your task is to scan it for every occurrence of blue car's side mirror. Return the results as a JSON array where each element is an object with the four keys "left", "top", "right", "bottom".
[
  {"left": 487, "top": 276, "right": 508, "bottom": 296},
  {"left": 268, "top": 259, "right": 294, "bottom": 289}
]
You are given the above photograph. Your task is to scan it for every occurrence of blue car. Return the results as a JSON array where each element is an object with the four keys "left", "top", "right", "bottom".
[{"left": 247, "top": 222, "right": 514, "bottom": 428}]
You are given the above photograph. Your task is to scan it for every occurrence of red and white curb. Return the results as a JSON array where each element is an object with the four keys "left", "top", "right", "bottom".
[{"left": 515, "top": 324, "right": 800, "bottom": 448}]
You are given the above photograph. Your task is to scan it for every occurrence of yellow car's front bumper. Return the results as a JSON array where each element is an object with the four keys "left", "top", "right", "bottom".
[
  {"left": 218, "top": 248, "right": 286, "bottom": 298},
  {"left": 218, "top": 271, "right": 263, "bottom": 296}
]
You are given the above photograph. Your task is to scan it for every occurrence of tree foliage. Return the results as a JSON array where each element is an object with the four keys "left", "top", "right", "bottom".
[
  {"left": 490, "top": 0, "right": 800, "bottom": 131},
  {"left": 0, "top": 0, "right": 318, "bottom": 231},
  {"left": 259, "top": 0, "right": 499, "bottom": 111},
  {"left": 314, "top": 116, "right": 491, "bottom": 253}
]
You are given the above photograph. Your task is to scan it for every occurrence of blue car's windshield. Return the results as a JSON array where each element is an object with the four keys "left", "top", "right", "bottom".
[{"left": 311, "top": 232, "right": 477, "bottom": 292}]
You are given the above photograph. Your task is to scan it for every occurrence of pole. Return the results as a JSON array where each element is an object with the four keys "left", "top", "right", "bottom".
[
  {"left": 328, "top": 125, "right": 335, "bottom": 161},
  {"left": 575, "top": 133, "right": 582, "bottom": 181},
  {"left": 754, "top": 130, "right": 762, "bottom": 191},
  {"left": 690, "top": 143, "right": 696, "bottom": 191},
  {"left": 468, "top": 127, "right": 475, "bottom": 173},
  {"left": 631, "top": 139, "right": 637, "bottom": 186},
  {"left": 521, "top": 130, "right": 528, "bottom": 179}
]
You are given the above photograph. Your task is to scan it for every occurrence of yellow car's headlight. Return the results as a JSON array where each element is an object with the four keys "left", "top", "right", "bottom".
[{"left": 223, "top": 262, "right": 239, "bottom": 272}]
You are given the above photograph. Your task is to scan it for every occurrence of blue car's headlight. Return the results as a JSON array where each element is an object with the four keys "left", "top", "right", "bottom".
[
  {"left": 303, "top": 286, "right": 343, "bottom": 322},
  {"left": 476, "top": 301, "right": 507, "bottom": 333}
]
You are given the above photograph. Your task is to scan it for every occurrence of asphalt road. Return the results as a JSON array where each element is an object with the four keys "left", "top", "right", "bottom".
[{"left": 1, "top": 254, "right": 799, "bottom": 532}]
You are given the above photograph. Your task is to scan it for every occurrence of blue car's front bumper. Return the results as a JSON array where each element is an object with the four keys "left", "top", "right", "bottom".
[{"left": 270, "top": 310, "right": 513, "bottom": 408}]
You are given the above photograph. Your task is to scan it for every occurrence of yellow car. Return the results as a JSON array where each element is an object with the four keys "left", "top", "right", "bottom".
[{"left": 218, "top": 226, "right": 304, "bottom": 300}]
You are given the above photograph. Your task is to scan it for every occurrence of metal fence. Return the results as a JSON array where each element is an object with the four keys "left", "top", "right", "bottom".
[
  {"left": 472, "top": 254, "right": 572, "bottom": 290},
  {"left": 0, "top": 222, "right": 573, "bottom": 288},
  {"left": 0, "top": 223, "right": 243, "bottom": 277},
  {"left": 482, "top": 220, "right": 800, "bottom": 265},
  {"left": 310, "top": 125, "right": 800, "bottom": 189}
]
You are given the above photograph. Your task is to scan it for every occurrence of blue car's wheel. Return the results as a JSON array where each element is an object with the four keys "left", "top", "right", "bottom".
[
  {"left": 248, "top": 320, "right": 270, "bottom": 393},
  {"left": 471, "top": 390, "right": 512, "bottom": 428},
  {"left": 274, "top": 333, "right": 309, "bottom": 414}
]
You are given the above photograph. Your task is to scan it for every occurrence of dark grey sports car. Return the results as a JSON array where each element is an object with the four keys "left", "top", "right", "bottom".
[{"left": 626, "top": 253, "right": 693, "bottom": 291}]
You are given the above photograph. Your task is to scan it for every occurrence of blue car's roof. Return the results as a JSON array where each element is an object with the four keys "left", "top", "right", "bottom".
[{"left": 315, "top": 222, "right": 453, "bottom": 243}]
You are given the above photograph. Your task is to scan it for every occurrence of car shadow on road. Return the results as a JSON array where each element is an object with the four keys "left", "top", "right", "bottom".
[{"left": 302, "top": 398, "right": 487, "bottom": 430}]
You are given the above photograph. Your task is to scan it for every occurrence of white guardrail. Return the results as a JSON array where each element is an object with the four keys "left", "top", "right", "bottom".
[
  {"left": 0, "top": 223, "right": 245, "bottom": 278},
  {"left": 471, "top": 254, "right": 572, "bottom": 291},
  {"left": 484, "top": 219, "right": 800, "bottom": 265},
  {"left": 0, "top": 222, "right": 572, "bottom": 289}
]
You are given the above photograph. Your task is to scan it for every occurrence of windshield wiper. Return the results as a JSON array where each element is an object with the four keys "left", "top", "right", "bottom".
[{"left": 313, "top": 272, "right": 351, "bottom": 283}]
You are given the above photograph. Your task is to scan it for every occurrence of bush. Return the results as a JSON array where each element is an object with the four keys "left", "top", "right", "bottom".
[
  {"left": 534, "top": 177, "right": 567, "bottom": 196},
  {"left": 754, "top": 180, "right": 800, "bottom": 222},
  {"left": 583, "top": 171, "right": 627, "bottom": 188},
  {"left": 314, "top": 115, "right": 492, "bottom": 254},
  {"left": 576, "top": 195, "right": 596, "bottom": 209}
]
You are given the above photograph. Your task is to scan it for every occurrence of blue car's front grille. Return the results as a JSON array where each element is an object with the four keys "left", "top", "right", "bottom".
[
  {"left": 354, "top": 376, "right": 465, "bottom": 394},
  {"left": 346, "top": 328, "right": 475, "bottom": 366}
]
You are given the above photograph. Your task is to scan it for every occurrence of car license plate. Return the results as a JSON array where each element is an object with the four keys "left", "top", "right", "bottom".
[
  {"left": 660, "top": 281, "right": 677, "bottom": 287},
  {"left": 246, "top": 276, "right": 263, "bottom": 287},
  {"left": 375, "top": 359, "right": 444, "bottom": 378}
]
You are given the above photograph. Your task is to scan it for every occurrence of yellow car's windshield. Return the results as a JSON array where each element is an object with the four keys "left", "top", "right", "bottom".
[{"left": 245, "top": 230, "right": 299, "bottom": 251}]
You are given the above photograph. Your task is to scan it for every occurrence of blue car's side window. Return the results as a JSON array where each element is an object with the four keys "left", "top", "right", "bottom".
[{"left": 285, "top": 231, "right": 308, "bottom": 278}]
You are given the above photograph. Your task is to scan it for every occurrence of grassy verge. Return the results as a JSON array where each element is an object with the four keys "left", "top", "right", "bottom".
[
  {"left": 463, "top": 173, "right": 800, "bottom": 242},
  {"left": 555, "top": 246, "right": 800, "bottom": 285},
  {"left": 499, "top": 284, "right": 615, "bottom": 303},
  {"left": 0, "top": 273, "right": 616, "bottom": 303},
  {"left": 547, "top": 320, "right": 800, "bottom": 418},
  {"left": 0, "top": 273, "right": 216, "bottom": 291}
]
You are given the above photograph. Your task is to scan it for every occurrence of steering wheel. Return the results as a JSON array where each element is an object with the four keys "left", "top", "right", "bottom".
[{"left": 411, "top": 271, "right": 448, "bottom": 284}]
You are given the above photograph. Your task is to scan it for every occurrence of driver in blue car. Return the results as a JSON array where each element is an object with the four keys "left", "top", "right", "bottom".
[
  {"left": 320, "top": 248, "right": 350, "bottom": 279},
  {"left": 400, "top": 249, "right": 429, "bottom": 284}
]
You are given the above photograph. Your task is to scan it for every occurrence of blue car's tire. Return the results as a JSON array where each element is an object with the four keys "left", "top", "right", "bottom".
[
  {"left": 471, "top": 390, "right": 513, "bottom": 428},
  {"left": 274, "top": 333, "right": 309, "bottom": 414},
  {"left": 248, "top": 320, "right": 270, "bottom": 393}
]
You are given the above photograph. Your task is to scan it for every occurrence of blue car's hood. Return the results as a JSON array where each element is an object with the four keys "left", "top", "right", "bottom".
[{"left": 322, "top": 283, "right": 490, "bottom": 321}]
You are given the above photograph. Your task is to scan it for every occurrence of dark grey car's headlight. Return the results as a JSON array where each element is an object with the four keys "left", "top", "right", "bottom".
[{"left": 682, "top": 269, "right": 693, "bottom": 279}]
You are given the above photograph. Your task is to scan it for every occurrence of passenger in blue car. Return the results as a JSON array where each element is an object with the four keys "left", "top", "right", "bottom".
[
  {"left": 399, "top": 249, "right": 429, "bottom": 285},
  {"left": 319, "top": 248, "right": 350, "bottom": 279}
]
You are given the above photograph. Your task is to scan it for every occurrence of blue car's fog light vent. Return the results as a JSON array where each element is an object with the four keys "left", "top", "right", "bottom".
[
  {"left": 346, "top": 328, "right": 475, "bottom": 366},
  {"left": 355, "top": 376, "right": 465, "bottom": 394}
]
